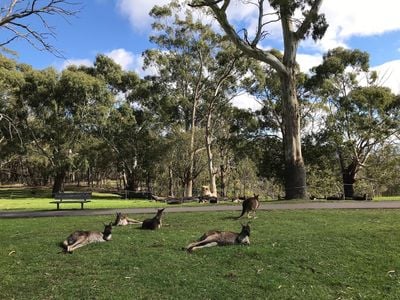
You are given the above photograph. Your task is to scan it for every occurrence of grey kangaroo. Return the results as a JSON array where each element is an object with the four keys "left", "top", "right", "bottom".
[
  {"left": 184, "top": 223, "right": 251, "bottom": 252},
  {"left": 62, "top": 222, "right": 113, "bottom": 253},
  {"left": 113, "top": 212, "right": 142, "bottom": 226},
  {"left": 237, "top": 194, "right": 260, "bottom": 219},
  {"left": 141, "top": 208, "right": 165, "bottom": 230}
]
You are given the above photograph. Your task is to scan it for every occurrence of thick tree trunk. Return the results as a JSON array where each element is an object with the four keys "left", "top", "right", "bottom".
[
  {"left": 184, "top": 175, "right": 193, "bottom": 198},
  {"left": 220, "top": 164, "right": 226, "bottom": 197},
  {"left": 126, "top": 170, "right": 138, "bottom": 191},
  {"left": 341, "top": 159, "right": 357, "bottom": 199},
  {"left": 343, "top": 174, "right": 355, "bottom": 199},
  {"left": 168, "top": 166, "right": 174, "bottom": 197},
  {"left": 52, "top": 169, "right": 66, "bottom": 196},
  {"left": 281, "top": 72, "right": 307, "bottom": 199},
  {"left": 205, "top": 113, "right": 217, "bottom": 197}
]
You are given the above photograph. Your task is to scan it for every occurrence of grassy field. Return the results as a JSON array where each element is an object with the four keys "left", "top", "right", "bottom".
[
  {"left": 0, "top": 187, "right": 399, "bottom": 212},
  {"left": 0, "top": 187, "right": 176, "bottom": 210},
  {"left": 1, "top": 209, "right": 400, "bottom": 299}
]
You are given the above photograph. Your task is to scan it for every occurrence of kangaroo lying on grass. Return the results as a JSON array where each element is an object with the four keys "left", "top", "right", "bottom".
[
  {"left": 237, "top": 194, "right": 260, "bottom": 219},
  {"left": 113, "top": 212, "right": 142, "bottom": 226},
  {"left": 184, "top": 223, "right": 251, "bottom": 252},
  {"left": 141, "top": 208, "right": 165, "bottom": 230},
  {"left": 62, "top": 222, "right": 113, "bottom": 253}
]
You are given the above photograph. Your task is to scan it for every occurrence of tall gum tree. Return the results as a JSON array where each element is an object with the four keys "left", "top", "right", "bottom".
[
  {"left": 145, "top": 1, "right": 249, "bottom": 197},
  {"left": 190, "top": 0, "right": 328, "bottom": 199},
  {"left": 309, "top": 48, "right": 400, "bottom": 198},
  {"left": 18, "top": 65, "right": 112, "bottom": 194}
]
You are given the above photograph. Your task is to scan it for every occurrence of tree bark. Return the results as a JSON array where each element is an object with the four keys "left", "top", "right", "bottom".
[
  {"left": 52, "top": 169, "right": 66, "bottom": 196},
  {"left": 341, "top": 160, "right": 357, "bottom": 199},
  {"left": 220, "top": 164, "right": 226, "bottom": 197},
  {"left": 281, "top": 71, "right": 307, "bottom": 199},
  {"left": 205, "top": 112, "right": 217, "bottom": 197},
  {"left": 168, "top": 166, "right": 174, "bottom": 197}
]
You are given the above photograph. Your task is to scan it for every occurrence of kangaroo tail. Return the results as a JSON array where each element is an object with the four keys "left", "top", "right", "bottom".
[{"left": 237, "top": 208, "right": 245, "bottom": 219}]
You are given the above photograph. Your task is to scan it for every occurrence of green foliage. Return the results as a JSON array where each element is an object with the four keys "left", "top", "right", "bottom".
[{"left": 308, "top": 47, "right": 400, "bottom": 197}]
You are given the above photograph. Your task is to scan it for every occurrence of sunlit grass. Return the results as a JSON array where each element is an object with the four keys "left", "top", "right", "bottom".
[
  {"left": 0, "top": 187, "right": 399, "bottom": 211},
  {"left": 1, "top": 209, "right": 400, "bottom": 299}
]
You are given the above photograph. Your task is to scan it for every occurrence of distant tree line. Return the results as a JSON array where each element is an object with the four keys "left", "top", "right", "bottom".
[{"left": 0, "top": 1, "right": 399, "bottom": 199}]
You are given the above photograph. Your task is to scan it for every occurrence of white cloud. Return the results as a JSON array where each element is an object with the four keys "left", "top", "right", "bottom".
[
  {"left": 115, "top": 1, "right": 400, "bottom": 52},
  {"left": 318, "top": 0, "right": 400, "bottom": 51},
  {"left": 231, "top": 93, "right": 262, "bottom": 111},
  {"left": 372, "top": 60, "right": 400, "bottom": 95},
  {"left": 60, "top": 48, "right": 157, "bottom": 79},
  {"left": 105, "top": 48, "right": 135, "bottom": 70},
  {"left": 296, "top": 53, "right": 323, "bottom": 73},
  {"left": 116, "top": 0, "right": 170, "bottom": 32}
]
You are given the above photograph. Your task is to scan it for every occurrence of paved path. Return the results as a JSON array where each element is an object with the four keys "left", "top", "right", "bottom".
[{"left": 1, "top": 201, "right": 400, "bottom": 219}]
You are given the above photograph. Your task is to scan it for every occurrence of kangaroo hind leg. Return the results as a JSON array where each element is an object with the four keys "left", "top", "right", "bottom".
[{"left": 190, "top": 241, "right": 218, "bottom": 252}]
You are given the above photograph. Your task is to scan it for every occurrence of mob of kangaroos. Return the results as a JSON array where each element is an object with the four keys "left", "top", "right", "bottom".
[{"left": 60, "top": 194, "right": 260, "bottom": 253}]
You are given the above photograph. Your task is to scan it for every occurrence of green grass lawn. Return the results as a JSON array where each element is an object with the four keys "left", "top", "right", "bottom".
[
  {"left": 0, "top": 187, "right": 239, "bottom": 211},
  {"left": 1, "top": 187, "right": 399, "bottom": 212},
  {"left": 1, "top": 209, "right": 400, "bottom": 299}
]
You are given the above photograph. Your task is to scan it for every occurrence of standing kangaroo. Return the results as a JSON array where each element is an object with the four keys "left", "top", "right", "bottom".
[
  {"left": 113, "top": 212, "right": 142, "bottom": 226},
  {"left": 184, "top": 223, "right": 251, "bottom": 252},
  {"left": 141, "top": 208, "right": 165, "bottom": 230},
  {"left": 62, "top": 222, "right": 113, "bottom": 253},
  {"left": 237, "top": 194, "right": 260, "bottom": 219}
]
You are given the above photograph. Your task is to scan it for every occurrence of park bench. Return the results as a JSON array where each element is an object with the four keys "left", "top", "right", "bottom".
[{"left": 50, "top": 192, "right": 92, "bottom": 210}]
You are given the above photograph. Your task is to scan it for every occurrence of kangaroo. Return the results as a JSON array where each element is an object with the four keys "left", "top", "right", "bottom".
[
  {"left": 113, "top": 212, "right": 142, "bottom": 226},
  {"left": 141, "top": 208, "right": 165, "bottom": 230},
  {"left": 62, "top": 222, "right": 113, "bottom": 253},
  {"left": 237, "top": 194, "right": 260, "bottom": 219},
  {"left": 184, "top": 223, "right": 251, "bottom": 252}
]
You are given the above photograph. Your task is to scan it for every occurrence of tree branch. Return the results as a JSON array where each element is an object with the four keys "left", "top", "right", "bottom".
[
  {"left": 295, "top": 0, "right": 323, "bottom": 40},
  {"left": 189, "top": 0, "right": 288, "bottom": 75},
  {"left": 0, "top": 0, "right": 80, "bottom": 57}
]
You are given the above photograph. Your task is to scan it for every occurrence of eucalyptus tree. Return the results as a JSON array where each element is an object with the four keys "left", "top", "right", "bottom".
[
  {"left": 0, "top": 55, "right": 24, "bottom": 151},
  {"left": 87, "top": 55, "right": 165, "bottom": 192},
  {"left": 144, "top": 1, "right": 248, "bottom": 197},
  {"left": 361, "top": 144, "right": 400, "bottom": 197},
  {"left": 18, "top": 65, "right": 112, "bottom": 194},
  {"left": 0, "top": 55, "right": 26, "bottom": 183},
  {"left": 243, "top": 55, "right": 319, "bottom": 191},
  {"left": 309, "top": 47, "right": 400, "bottom": 198},
  {"left": 189, "top": 0, "right": 328, "bottom": 199}
]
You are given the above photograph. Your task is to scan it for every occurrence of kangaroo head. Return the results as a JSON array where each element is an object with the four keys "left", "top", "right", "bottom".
[
  {"left": 102, "top": 222, "right": 113, "bottom": 240},
  {"left": 240, "top": 222, "right": 251, "bottom": 237},
  {"left": 156, "top": 208, "right": 165, "bottom": 218}
]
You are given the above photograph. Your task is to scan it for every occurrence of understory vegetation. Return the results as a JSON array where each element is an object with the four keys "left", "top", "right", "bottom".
[{"left": 1, "top": 210, "right": 400, "bottom": 299}]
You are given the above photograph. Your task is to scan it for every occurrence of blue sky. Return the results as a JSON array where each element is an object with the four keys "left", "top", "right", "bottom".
[{"left": 4, "top": 0, "right": 400, "bottom": 99}]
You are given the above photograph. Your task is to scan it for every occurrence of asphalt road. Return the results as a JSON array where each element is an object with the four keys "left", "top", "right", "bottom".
[{"left": 1, "top": 200, "right": 400, "bottom": 219}]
